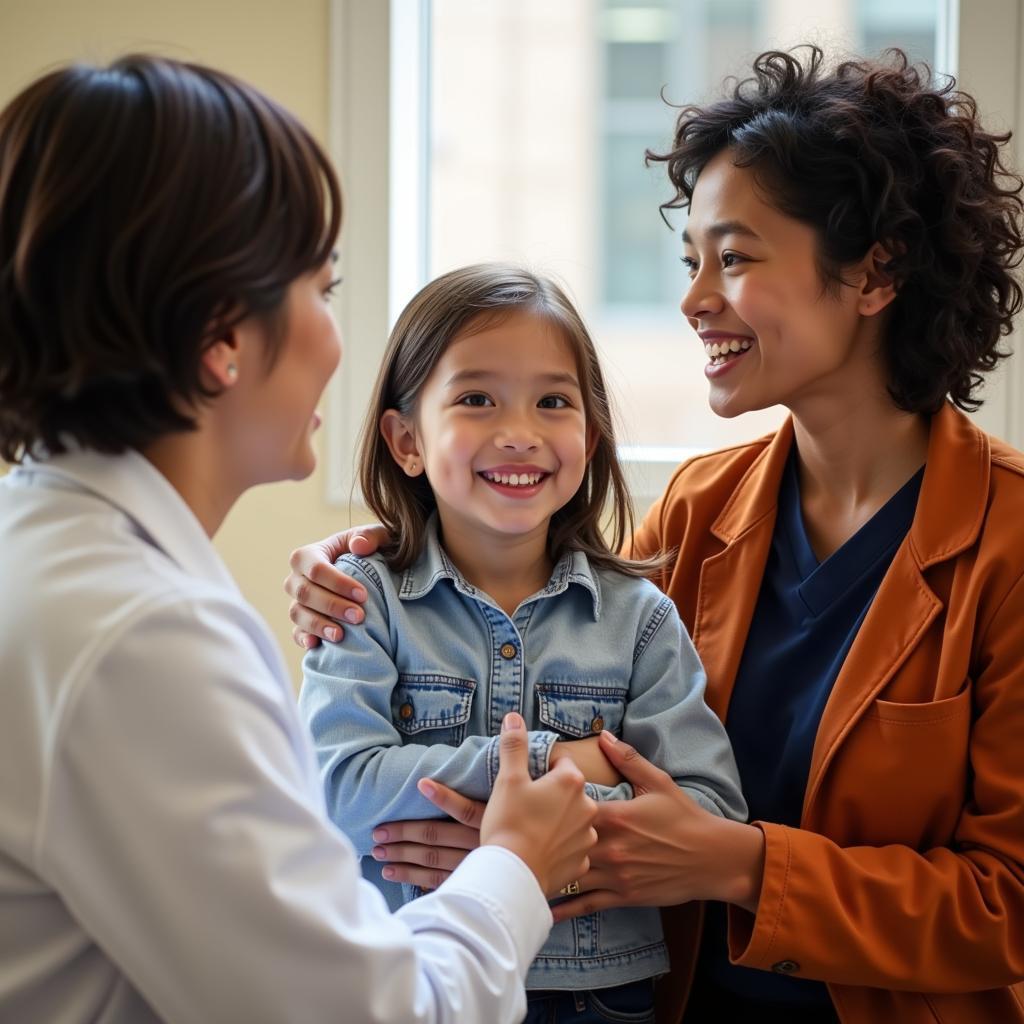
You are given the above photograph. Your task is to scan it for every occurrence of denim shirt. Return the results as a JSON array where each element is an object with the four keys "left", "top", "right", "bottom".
[{"left": 300, "top": 521, "right": 746, "bottom": 990}]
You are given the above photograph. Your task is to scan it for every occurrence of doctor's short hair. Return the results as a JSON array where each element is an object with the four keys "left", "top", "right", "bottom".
[
  {"left": 648, "top": 45, "right": 1024, "bottom": 415},
  {"left": 0, "top": 55, "right": 340, "bottom": 462},
  {"left": 358, "top": 263, "right": 664, "bottom": 578}
]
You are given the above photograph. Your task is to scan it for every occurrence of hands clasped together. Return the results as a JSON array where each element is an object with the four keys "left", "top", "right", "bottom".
[{"left": 285, "top": 526, "right": 765, "bottom": 917}]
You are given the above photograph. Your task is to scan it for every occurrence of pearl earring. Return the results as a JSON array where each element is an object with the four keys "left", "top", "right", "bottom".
[
  {"left": 408, "top": 460, "right": 417, "bottom": 474},
  {"left": 226, "top": 363, "right": 238, "bottom": 380}
]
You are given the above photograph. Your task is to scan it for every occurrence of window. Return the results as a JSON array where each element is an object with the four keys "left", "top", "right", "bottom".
[{"left": 327, "top": 0, "right": 1021, "bottom": 504}]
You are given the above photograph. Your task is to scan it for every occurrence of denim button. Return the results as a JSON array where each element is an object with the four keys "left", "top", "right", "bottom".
[
  {"left": 500, "top": 643, "right": 517, "bottom": 659},
  {"left": 591, "top": 715, "right": 604, "bottom": 732},
  {"left": 399, "top": 702, "right": 414, "bottom": 720}
]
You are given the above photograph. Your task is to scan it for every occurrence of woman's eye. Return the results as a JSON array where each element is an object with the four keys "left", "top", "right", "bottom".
[
  {"left": 680, "top": 255, "right": 698, "bottom": 276},
  {"left": 538, "top": 394, "right": 569, "bottom": 409},
  {"left": 323, "top": 276, "right": 343, "bottom": 299},
  {"left": 458, "top": 393, "right": 493, "bottom": 407},
  {"left": 721, "top": 252, "right": 744, "bottom": 269}
]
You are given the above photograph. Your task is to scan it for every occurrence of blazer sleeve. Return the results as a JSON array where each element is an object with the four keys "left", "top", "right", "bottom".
[{"left": 727, "top": 570, "right": 1024, "bottom": 991}]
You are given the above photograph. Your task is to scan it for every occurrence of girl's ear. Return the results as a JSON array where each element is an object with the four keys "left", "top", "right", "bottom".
[
  {"left": 200, "top": 329, "right": 242, "bottom": 390},
  {"left": 380, "top": 409, "right": 424, "bottom": 476},
  {"left": 585, "top": 424, "right": 601, "bottom": 462},
  {"left": 857, "top": 242, "right": 899, "bottom": 317}
]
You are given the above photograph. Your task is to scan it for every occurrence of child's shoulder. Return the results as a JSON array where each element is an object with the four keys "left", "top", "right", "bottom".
[
  {"left": 588, "top": 562, "right": 677, "bottom": 621},
  {"left": 334, "top": 550, "right": 400, "bottom": 601}
]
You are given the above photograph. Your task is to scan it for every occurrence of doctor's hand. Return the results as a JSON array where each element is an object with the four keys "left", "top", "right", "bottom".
[
  {"left": 481, "top": 712, "right": 598, "bottom": 897},
  {"left": 551, "top": 731, "right": 765, "bottom": 921},
  {"left": 283, "top": 524, "right": 390, "bottom": 647},
  {"left": 387, "top": 714, "right": 598, "bottom": 898}
]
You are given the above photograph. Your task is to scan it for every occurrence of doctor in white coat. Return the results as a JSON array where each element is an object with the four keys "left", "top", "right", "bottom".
[{"left": 0, "top": 54, "right": 597, "bottom": 1024}]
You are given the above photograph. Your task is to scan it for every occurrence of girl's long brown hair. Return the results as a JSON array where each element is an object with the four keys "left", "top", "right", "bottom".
[{"left": 359, "top": 263, "right": 666, "bottom": 577}]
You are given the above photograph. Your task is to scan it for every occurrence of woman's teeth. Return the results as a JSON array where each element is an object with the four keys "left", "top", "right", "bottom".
[
  {"left": 705, "top": 338, "right": 753, "bottom": 365},
  {"left": 482, "top": 471, "right": 544, "bottom": 487}
]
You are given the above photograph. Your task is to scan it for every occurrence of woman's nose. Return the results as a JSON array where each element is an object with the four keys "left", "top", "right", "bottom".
[{"left": 680, "top": 272, "right": 725, "bottom": 322}]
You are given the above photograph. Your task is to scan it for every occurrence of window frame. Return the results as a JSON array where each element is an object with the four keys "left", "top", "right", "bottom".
[{"left": 327, "top": 0, "right": 1024, "bottom": 507}]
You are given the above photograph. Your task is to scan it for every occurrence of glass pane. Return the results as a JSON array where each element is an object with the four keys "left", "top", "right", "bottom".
[{"left": 427, "top": 0, "right": 941, "bottom": 453}]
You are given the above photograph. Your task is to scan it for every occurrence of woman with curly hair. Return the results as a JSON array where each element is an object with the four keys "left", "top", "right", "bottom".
[{"left": 286, "top": 46, "right": 1024, "bottom": 1022}]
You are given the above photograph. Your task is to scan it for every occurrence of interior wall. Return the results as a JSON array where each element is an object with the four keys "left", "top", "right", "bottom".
[{"left": 0, "top": 0, "right": 360, "bottom": 685}]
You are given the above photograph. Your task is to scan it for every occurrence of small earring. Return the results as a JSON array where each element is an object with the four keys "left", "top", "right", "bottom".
[
  {"left": 226, "top": 363, "right": 238, "bottom": 380},
  {"left": 408, "top": 460, "right": 417, "bottom": 474}
]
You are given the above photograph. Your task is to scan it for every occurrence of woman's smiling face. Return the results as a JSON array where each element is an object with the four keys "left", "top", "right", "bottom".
[{"left": 681, "top": 148, "right": 880, "bottom": 421}]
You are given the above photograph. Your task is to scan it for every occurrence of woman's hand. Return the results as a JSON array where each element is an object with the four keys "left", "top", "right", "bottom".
[
  {"left": 552, "top": 731, "right": 765, "bottom": 922},
  {"left": 283, "top": 524, "right": 390, "bottom": 647},
  {"left": 549, "top": 736, "right": 623, "bottom": 788}
]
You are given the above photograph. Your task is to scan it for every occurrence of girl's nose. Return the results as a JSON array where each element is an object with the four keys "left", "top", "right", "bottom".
[{"left": 495, "top": 414, "right": 540, "bottom": 452}]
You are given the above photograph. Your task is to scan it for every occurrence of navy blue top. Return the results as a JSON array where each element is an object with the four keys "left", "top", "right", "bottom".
[{"left": 699, "top": 448, "right": 924, "bottom": 1010}]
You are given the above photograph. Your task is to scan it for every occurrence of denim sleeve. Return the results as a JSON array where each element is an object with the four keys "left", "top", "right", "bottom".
[
  {"left": 609, "top": 596, "right": 748, "bottom": 820},
  {"left": 298, "top": 559, "right": 558, "bottom": 855}
]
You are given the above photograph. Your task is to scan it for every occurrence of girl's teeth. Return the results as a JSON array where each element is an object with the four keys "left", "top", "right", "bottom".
[{"left": 484, "top": 471, "right": 541, "bottom": 487}]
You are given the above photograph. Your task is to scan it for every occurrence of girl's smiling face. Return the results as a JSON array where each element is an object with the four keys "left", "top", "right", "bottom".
[
  {"left": 681, "top": 148, "right": 887, "bottom": 422},
  {"left": 381, "top": 308, "right": 589, "bottom": 555}
]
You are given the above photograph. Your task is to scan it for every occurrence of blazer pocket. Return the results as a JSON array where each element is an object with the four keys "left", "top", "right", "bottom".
[
  {"left": 535, "top": 682, "right": 628, "bottom": 738},
  {"left": 392, "top": 674, "right": 476, "bottom": 745},
  {"left": 867, "top": 686, "right": 972, "bottom": 725},
  {"left": 846, "top": 685, "right": 972, "bottom": 847}
]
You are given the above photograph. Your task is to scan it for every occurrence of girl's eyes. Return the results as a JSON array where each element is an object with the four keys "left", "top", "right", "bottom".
[
  {"left": 538, "top": 394, "right": 570, "bottom": 409},
  {"left": 457, "top": 392, "right": 494, "bottom": 407},
  {"left": 455, "top": 393, "right": 572, "bottom": 409},
  {"left": 323, "top": 277, "right": 343, "bottom": 300}
]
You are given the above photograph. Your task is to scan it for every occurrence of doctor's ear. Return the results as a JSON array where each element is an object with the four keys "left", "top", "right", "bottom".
[
  {"left": 200, "top": 333, "right": 242, "bottom": 390},
  {"left": 380, "top": 409, "right": 424, "bottom": 477}
]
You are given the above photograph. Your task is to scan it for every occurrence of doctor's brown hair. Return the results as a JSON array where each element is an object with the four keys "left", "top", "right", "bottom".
[
  {"left": 0, "top": 55, "right": 340, "bottom": 462},
  {"left": 359, "top": 264, "right": 663, "bottom": 577}
]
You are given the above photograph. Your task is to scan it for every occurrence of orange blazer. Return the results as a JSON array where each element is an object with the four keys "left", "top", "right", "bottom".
[{"left": 630, "top": 404, "right": 1024, "bottom": 1024}]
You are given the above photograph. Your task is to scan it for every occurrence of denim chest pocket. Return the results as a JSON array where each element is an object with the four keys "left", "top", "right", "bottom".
[
  {"left": 392, "top": 674, "right": 476, "bottom": 746},
  {"left": 535, "top": 682, "right": 628, "bottom": 738}
]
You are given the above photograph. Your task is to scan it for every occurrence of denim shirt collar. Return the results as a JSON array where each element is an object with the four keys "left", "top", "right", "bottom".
[{"left": 398, "top": 515, "right": 602, "bottom": 620}]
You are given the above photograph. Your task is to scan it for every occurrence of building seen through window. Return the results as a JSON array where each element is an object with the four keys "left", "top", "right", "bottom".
[{"left": 428, "top": 0, "right": 939, "bottom": 454}]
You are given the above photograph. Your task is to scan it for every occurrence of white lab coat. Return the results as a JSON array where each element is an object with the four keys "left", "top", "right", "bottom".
[{"left": 0, "top": 448, "right": 551, "bottom": 1023}]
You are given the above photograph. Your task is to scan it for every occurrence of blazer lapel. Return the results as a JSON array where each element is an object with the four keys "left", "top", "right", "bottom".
[{"left": 693, "top": 421, "right": 794, "bottom": 719}]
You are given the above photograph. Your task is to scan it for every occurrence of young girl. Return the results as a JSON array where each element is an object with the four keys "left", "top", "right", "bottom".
[{"left": 299, "top": 263, "right": 746, "bottom": 1023}]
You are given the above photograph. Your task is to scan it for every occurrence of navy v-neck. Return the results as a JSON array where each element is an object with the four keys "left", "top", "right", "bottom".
[{"left": 699, "top": 448, "right": 924, "bottom": 1011}]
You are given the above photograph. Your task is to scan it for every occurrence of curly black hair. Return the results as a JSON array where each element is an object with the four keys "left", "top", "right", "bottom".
[{"left": 647, "top": 45, "right": 1024, "bottom": 414}]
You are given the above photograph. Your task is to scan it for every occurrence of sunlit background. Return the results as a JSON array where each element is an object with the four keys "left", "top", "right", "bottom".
[{"left": 428, "top": 0, "right": 939, "bottom": 453}]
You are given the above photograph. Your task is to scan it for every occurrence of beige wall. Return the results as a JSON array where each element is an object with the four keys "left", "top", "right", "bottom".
[{"left": 0, "top": 0, "right": 359, "bottom": 685}]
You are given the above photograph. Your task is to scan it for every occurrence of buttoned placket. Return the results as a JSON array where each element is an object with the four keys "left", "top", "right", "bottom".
[{"left": 476, "top": 600, "right": 540, "bottom": 736}]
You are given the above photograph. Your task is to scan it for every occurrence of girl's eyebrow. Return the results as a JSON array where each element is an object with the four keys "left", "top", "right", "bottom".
[
  {"left": 682, "top": 220, "right": 762, "bottom": 243},
  {"left": 445, "top": 369, "right": 582, "bottom": 389}
]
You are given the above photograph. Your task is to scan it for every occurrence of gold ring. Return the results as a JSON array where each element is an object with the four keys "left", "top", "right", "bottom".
[{"left": 559, "top": 880, "right": 581, "bottom": 896}]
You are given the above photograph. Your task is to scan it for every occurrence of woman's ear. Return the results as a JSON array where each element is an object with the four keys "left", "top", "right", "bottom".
[
  {"left": 857, "top": 242, "right": 899, "bottom": 317},
  {"left": 380, "top": 409, "right": 424, "bottom": 477}
]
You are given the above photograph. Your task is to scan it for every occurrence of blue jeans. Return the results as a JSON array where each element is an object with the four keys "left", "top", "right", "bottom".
[{"left": 523, "top": 979, "right": 656, "bottom": 1024}]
